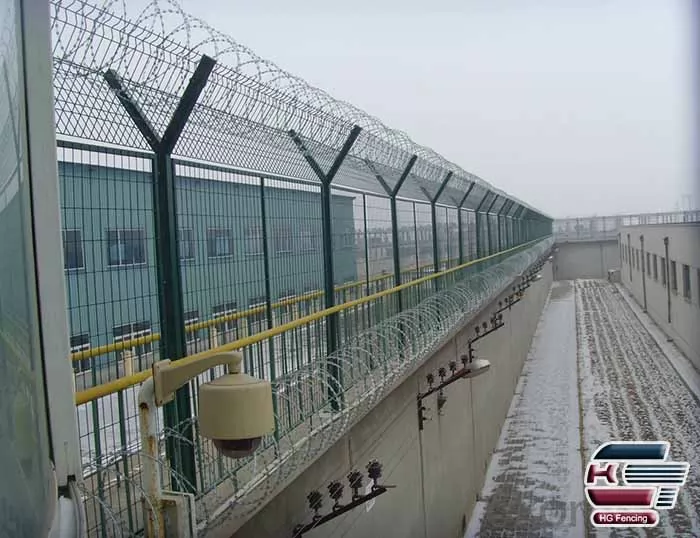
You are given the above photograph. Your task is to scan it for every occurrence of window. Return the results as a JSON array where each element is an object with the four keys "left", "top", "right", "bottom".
[
  {"left": 670, "top": 260, "right": 678, "bottom": 294},
  {"left": 682, "top": 264, "right": 691, "bottom": 299},
  {"left": 113, "top": 321, "right": 152, "bottom": 358},
  {"left": 300, "top": 223, "right": 317, "bottom": 252},
  {"left": 207, "top": 228, "right": 233, "bottom": 258},
  {"left": 246, "top": 225, "right": 264, "bottom": 255},
  {"left": 652, "top": 254, "right": 658, "bottom": 281},
  {"left": 107, "top": 229, "right": 146, "bottom": 266},
  {"left": 212, "top": 302, "right": 239, "bottom": 345},
  {"left": 63, "top": 229, "right": 84, "bottom": 270},
  {"left": 179, "top": 229, "right": 195, "bottom": 260},
  {"left": 275, "top": 225, "right": 292, "bottom": 253},
  {"left": 184, "top": 309, "right": 199, "bottom": 344},
  {"left": 661, "top": 257, "right": 667, "bottom": 286},
  {"left": 338, "top": 230, "right": 355, "bottom": 250},
  {"left": 70, "top": 333, "right": 91, "bottom": 373},
  {"left": 646, "top": 252, "right": 651, "bottom": 274}
]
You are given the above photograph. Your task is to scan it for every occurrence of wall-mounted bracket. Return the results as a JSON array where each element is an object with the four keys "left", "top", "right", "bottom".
[
  {"left": 417, "top": 351, "right": 492, "bottom": 430},
  {"left": 293, "top": 461, "right": 394, "bottom": 536}
]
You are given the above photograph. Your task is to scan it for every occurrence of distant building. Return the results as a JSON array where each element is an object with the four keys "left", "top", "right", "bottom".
[{"left": 59, "top": 161, "right": 357, "bottom": 387}]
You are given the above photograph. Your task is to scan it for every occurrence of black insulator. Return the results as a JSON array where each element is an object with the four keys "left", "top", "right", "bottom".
[
  {"left": 307, "top": 490, "right": 323, "bottom": 512},
  {"left": 449, "top": 360, "right": 457, "bottom": 373},
  {"left": 328, "top": 481, "right": 343, "bottom": 503},
  {"left": 348, "top": 470, "right": 363, "bottom": 492},
  {"left": 438, "top": 367, "right": 446, "bottom": 379},
  {"left": 426, "top": 373, "right": 434, "bottom": 386},
  {"left": 366, "top": 460, "right": 382, "bottom": 482}
]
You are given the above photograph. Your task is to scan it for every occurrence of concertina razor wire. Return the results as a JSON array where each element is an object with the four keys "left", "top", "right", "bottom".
[{"left": 74, "top": 238, "right": 552, "bottom": 536}]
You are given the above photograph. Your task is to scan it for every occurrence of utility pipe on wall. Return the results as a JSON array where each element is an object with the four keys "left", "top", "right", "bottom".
[
  {"left": 640, "top": 235, "right": 647, "bottom": 312},
  {"left": 664, "top": 237, "right": 671, "bottom": 323}
]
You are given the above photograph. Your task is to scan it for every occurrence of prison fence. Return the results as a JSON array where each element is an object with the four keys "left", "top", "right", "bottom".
[{"left": 49, "top": 0, "right": 552, "bottom": 535}]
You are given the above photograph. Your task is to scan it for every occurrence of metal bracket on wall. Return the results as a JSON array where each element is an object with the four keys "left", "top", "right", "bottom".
[
  {"left": 416, "top": 312, "right": 503, "bottom": 430},
  {"left": 292, "top": 461, "right": 395, "bottom": 537}
]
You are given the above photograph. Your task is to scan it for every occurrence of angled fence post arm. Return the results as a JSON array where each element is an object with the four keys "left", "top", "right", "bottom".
[
  {"left": 475, "top": 191, "right": 491, "bottom": 258},
  {"left": 103, "top": 54, "right": 216, "bottom": 494},
  {"left": 484, "top": 194, "right": 499, "bottom": 256},
  {"left": 456, "top": 181, "right": 476, "bottom": 264},
  {"left": 429, "top": 171, "right": 453, "bottom": 279},
  {"left": 289, "top": 125, "right": 362, "bottom": 410}
]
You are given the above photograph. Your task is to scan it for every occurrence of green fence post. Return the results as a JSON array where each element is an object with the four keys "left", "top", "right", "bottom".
[
  {"left": 103, "top": 55, "right": 216, "bottom": 493},
  {"left": 475, "top": 191, "right": 491, "bottom": 258},
  {"left": 484, "top": 194, "right": 499, "bottom": 256},
  {"left": 365, "top": 154, "right": 417, "bottom": 311},
  {"left": 289, "top": 125, "right": 362, "bottom": 411},
  {"left": 420, "top": 171, "right": 452, "bottom": 290},
  {"left": 455, "top": 181, "right": 475, "bottom": 265}
]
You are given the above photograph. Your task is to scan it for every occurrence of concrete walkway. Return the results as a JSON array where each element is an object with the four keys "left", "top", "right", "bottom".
[
  {"left": 466, "top": 280, "right": 585, "bottom": 537},
  {"left": 466, "top": 279, "right": 700, "bottom": 538}
]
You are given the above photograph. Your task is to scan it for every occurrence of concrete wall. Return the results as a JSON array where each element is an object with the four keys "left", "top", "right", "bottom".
[
  {"left": 552, "top": 239, "right": 620, "bottom": 280},
  {"left": 620, "top": 223, "right": 700, "bottom": 371},
  {"left": 229, "top": 260, "right": 554, "bottom": 538}
]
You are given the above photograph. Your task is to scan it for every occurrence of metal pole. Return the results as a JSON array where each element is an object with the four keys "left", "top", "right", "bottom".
[
  {"left": 366, "top": 155, "right": 417, "bottom": 310},
  {"left": 104, "top": 55, "right": 216, "bottom": 493},
  {"left": 362, "top": 194, "right": 370, "bottom": 296},
  {"left": 423, "top": 171, "right": 453, "bottom": 287},
  {"left": 138, "top": 378, "right": 164, "bottom": 538},
  {"left": 627, "top": 233, "right": 633, "bottom": 282},
  {"left": 259, "top": 178, "right": 279, "bottom": 436},
  {"left": 457, "top": 206, "right": 464, "bottom": 264},
  {"left": 664, "top": 237, "right": 671, "bottom": 323},
  {"left": 484, "top": 195, "right": 499, "bottom": 257},
  {"left": 289, "top": 125, "right": 361, "bottom": 410},
  {"left": 640, "top": 234, "right": 647, "bottom": 312},
  {"left": 455, "top": 181, "right": 475, "bottom": 265}
]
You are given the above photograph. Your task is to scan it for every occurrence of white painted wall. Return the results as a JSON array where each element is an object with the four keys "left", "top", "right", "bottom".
[{"left": 620, "top": 223, "right": 700, "bottom": 371}]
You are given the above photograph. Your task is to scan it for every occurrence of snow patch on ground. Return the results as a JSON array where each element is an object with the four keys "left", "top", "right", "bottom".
[
  {"left": 468, "top": 279, "right": 700, "bottom": 538},
  {"left": 576, "top": 280, "right": 700, "bottom": 538},
  {"left": 466, "top": 281, "right": 585, "bottom": 537}
]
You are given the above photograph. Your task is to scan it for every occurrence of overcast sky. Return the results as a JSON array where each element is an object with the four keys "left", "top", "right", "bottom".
[{"left": 177, "top": 0, "right": 695, "bottom": 218}]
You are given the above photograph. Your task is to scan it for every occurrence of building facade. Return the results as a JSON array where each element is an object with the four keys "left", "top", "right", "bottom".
[
  {"left": 59, "top": 160, "right": 357, "bottom": 385},
  {"left": 620, "top": 223, "right": 700, "bottom": 371}
]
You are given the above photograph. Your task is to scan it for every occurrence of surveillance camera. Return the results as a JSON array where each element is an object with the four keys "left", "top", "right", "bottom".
[
  {"left": 212, "top": 438, "right": 263, "bottom": 459},
  {"left": 198, "top": 367, "right": 275, "bottom": 459}
]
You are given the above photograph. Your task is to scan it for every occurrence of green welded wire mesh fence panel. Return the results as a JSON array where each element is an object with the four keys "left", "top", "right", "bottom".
[
  {"left": 396, "top": 199, "right": 418, "bottom": 283},
  {"left": 58, "top": 142, "right": 159, "bottom": 537},
  {"left": 446, "top": 206, "right": 459, "bottom": 268},
  {"left": 46, "top": 0, "right": 554, "bottom": 535},
  {"left": 466, "top": 210, "right": 478, "bottom": 261}
]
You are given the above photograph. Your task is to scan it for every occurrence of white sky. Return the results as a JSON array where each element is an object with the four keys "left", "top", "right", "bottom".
[{"left": 174, "top": 0, "right": 695, "bottom": 218}]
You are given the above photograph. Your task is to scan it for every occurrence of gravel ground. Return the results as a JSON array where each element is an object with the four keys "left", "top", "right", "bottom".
[
  {"left": 577, "top": 279, "right": 700, "bottom": 538},
  {"left": 467, "top": 279, "right": 700, "bottom": 538}
]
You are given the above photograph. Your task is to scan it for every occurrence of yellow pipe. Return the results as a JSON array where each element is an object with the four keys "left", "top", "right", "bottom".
[
  {"left": 70, "top": 258, "right": 451, "bottom": 362},
  {"left": 74, "top": 238, "right": 545, "bottom": 405}
]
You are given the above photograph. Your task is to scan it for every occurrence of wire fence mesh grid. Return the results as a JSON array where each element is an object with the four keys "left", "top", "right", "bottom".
[{"left": 47, "top": 0, "right": 553, "bottom": 535}]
